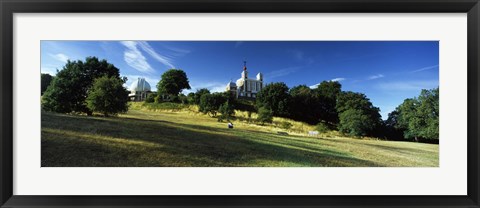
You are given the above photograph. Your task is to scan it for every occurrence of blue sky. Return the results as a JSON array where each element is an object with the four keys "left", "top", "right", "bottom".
[{"left": 41, "top": 41, "right": 439, "bottom": 119}]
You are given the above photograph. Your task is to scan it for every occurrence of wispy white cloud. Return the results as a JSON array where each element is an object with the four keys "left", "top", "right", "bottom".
[
  {"left": 183, "top": 81, "right": 226, "bottom": 95},
  {"left": 410, "top": 64, "right": 439, "bottom": 73},
  {"left": 265, "top": 66, "right": 301, "bottom": 79},
  {"left": 137, "top": 41, "right": 175, "bottom": 69},
  {"left": 331, "top": 77, "right": 346, "bottom": 82},
  {"left": 162, "top": 44, "right": 191, "bottom": 56},
  {"left": 120, "top": 41, "right": 179, "bottom": 73},
  {"left": 309, "top": 84, "right": 319, "bottom": 89},
  {"left": 377, "top": 80, "right": 439, "bottom": 91},
  {"left": 368, "top": 74, "right": 385, "bottom": 80},
  {"left": 121, "top": 41, "right": 155, "bottom": 74},
  {"left": 49, "top": 53, "right": 69, "bottom": 63}
]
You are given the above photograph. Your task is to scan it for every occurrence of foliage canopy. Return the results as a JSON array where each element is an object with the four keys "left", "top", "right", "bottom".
[
  {"left": 255, "top": 82, "right": 291, "bottom": 117},
  {"left": 86, "top": 76, "right": 129, "bottom": 116},
  {"left": 393, "top": 88, "right": 439, "bottom": 141},
  {"left": 156, "top": 69, "right": 191, "bottom": 100},
  {"left": 42, "top": 56, "right": 122, "bottom": 114}
]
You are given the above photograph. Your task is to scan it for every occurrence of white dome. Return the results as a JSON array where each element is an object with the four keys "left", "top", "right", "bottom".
[
  {"left": 130, "top": 78, "right": 151, "bottom": 92},
  {"left": 227, "top": 81, "right": 236, "bottom": 87},
  {"left": 236, "top": 78, "right": 244, "bottom": 87}
]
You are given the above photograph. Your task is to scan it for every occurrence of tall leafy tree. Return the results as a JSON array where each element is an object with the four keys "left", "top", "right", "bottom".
[
  {"left": 156, "top": 69, "right": 191, "bottom": 101},
  {"left": 193, "top": 88, "right": 210, "bottom": 105},
  {"left": 41, "top": 73, "right": 54, "bottom": 95},
  {"left": 187, "top": 92, "right": 196, "bottom": 104},
  {"left": 417, "top": 88, "right": 439, "bottom": 139},
  {"left": 313, "top": 81, "right": 342, "bottom": 124},
  {"left": 86, "top": 76, "right": 129, "bottom": 116},
  {"left": 256, "top": 82, "right": 291, "bottom": 117},
  {"left": 336, "top": 91, "right": 382, "bottom": 137},
  {"left": 395, "top": 88, "right": 439, "bottom": 141},
  {"left": 42, "top": 57, "right": 121, "bottom": 114},
  {"left": 338, "top": 109, "right": 375, "bottom": 137},
  {"left": 289, "top": 85, "right": 318, "bottom": 124},
  {"left": 396, "top": 98, "right": 421, "bottom": 140}
]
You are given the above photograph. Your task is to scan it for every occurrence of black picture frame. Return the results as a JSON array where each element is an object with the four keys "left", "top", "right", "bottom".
[{"left": 1, "top": 0, "right": 479, "bottom": 207}]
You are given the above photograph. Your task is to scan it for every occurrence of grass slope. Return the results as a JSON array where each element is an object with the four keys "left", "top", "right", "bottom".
[{"left": 41, "top": 107, "right": 439, "bottom": 167}]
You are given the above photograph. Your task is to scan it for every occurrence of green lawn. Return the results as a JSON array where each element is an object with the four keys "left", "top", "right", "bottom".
[{"left": 41, "top": 107, "right": 439, "bottom": 167}]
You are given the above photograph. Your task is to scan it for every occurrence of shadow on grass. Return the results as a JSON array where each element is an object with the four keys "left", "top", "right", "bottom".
[
  {"left": 41, "top": 112, "right": 379, "bottom": 167},
  {"left": 356, "top": 142, "right": 438, "bottom": 155}
]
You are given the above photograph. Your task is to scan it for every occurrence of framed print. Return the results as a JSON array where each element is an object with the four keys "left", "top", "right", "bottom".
[{"left": 1, "top": 0, "right": 479, "bottom": 207}]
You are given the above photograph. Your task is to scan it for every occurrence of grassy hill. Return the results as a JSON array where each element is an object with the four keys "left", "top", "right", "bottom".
[{"left": 41, "top": 103, "right": 439, "bottom": 167}]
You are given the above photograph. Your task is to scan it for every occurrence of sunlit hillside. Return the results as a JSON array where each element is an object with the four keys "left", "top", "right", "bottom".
[{"left": 41, "top": 103, "right": 439, "bottom": 167}]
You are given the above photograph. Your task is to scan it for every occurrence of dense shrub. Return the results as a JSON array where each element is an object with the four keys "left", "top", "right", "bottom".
[
  {"left": 145, "top": 93, "right": 156, "bottom": 103},
  {"left": 257, "top": 107, "right": 273, "bottom": 124},
  {"left": 218, "top": 100, "right": 235, "bottom": 122},
  {"left": 280, "top": 121, "right": 293, "bottom": 130},
  {"left": 315, "top": 122, "right": 330, "bottom": 133}
]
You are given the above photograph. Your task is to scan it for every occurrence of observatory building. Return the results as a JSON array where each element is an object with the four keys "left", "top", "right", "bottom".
[
  {"left": 226, "top": 61, "right": 263, "bottom": 99},
  {"left": 129, "top": 78, "right": 151, "bottom": 101}
]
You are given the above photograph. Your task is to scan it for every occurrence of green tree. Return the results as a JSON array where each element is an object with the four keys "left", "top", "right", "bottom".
[
  {"left": 289, "top": 85, "right": 318, "bottom": 124},
  {"left": 338, "top": 109, "right": 376, "bottom": 137},
  {"left": 86, "top": 76, "right": 129, "bottom": 116},
  {"left": 256, "top": 82, "right": 291, "bottom": 117},
  {"left": 417, "top": 88, "right": 439, "bottom": 139},
  {"left": 41, "top": 73, "right": 54, "bottom": 95},
  {"left": 218, "top": 100, "right": 235, "bottom": 122},
  {"left": 187, "top": 92, "right": 195, "bottom": 104},
  {"left": 314, "top": 81, "right": 342, "bottom": 100},
  {"left": 42, "top": 57, "right": 122, "bottom": 114},
  {"left": 313, "top": 81, "right": 342, "bottom": 124},
  {"left": 178, "top": 93, "right": 188, "bottom": 104},
  {"left": 396, "top": 98, "right": 421, "bottom": 140},
  {"left": 193, "top": 88, "right": 210, "bottom": 105},
  {"left": 257, "top": 107, "right": 273, "bottom": 124},
  {"left": 336, "top": 91, "right": 382, "bottom": 137},
  {"left": 156, "top": 69, "right": 191, "bottom": 101},
  {"left": 395, "top": 88, "right": 439, "bottom": 141},
  {"left": 199, "top": 93, "right": 226, "bottom": 117},
  {"left": 315, "top": 122, "right": 330, "bottom": 133}
]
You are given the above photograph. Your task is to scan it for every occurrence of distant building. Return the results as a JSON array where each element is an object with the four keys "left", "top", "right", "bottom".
[
  {"left": 226, "top": 61, "right": 263, "bottom": 99},
  {"left": 129, "top": 78, "right": 151, "bottom": 101}
]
